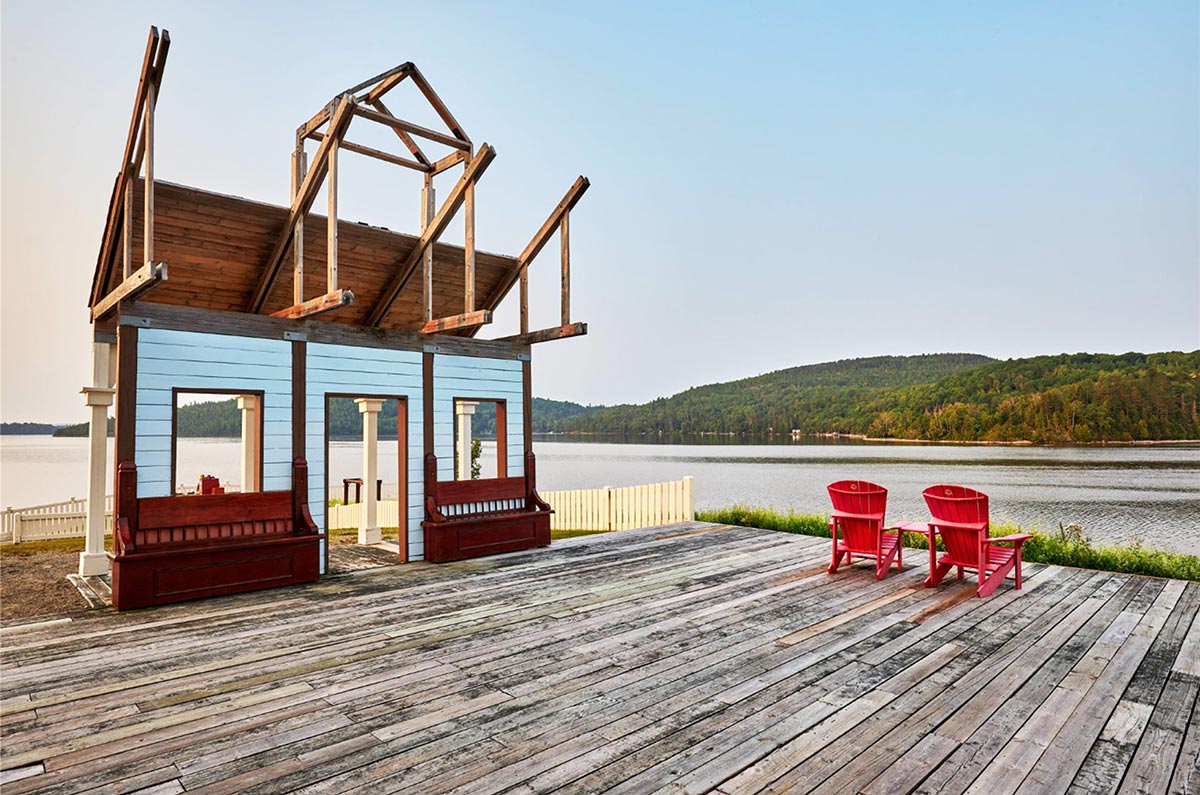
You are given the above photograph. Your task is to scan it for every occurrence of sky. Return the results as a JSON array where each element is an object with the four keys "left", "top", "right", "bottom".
[{"left": 1, "top": 0, "right": 1197, "bottom": 424}]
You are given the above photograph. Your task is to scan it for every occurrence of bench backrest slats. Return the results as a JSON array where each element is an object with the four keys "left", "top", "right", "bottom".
[
  {"left": 139, "top": 491, "right": 293, "bottom": 530},
  {"left": 136, "top": 491, "right": 294, "bottom": 546},
  {"left": 434, "top": 477, "right": 526, "bottom": 507}
]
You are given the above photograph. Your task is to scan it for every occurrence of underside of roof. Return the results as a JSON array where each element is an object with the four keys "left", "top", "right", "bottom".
[{"left": 95, "top": 180, "right": 518, "bottom": 331}]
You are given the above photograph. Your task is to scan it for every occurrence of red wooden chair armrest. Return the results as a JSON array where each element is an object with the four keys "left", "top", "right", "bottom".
[
  {"left": 831, "top": 509, "right": 884, "bottom": 522},
  {"left": 985, "top": 533, "right": 1033, "bottom": 546},
  {"left": 929, "top": 519, "right": 988, "bottom": 532}
]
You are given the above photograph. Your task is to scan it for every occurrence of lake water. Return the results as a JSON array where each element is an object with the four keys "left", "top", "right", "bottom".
[{"left": 2, "top": 435, "right": 1197, "bottom": 555}]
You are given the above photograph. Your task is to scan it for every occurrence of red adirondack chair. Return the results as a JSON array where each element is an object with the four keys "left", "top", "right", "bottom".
[
  {"left": 827, "top": 480, "right": 903, "bottom": 580},
  {"left": 922, "top": 484, "right": 1033, "bottom": 598}
]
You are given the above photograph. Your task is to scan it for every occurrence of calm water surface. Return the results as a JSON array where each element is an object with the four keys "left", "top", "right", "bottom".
[{"left": 2, "top": 436, "right": 1197, "bottom": 555}]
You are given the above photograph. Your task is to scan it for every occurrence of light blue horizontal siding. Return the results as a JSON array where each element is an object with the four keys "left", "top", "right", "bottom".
[
  {"left": 134, "top": 328, "right": 293, "bottom": 501},
  {"left": 433, "top": 354, "right": 525, "bottom": 484}
]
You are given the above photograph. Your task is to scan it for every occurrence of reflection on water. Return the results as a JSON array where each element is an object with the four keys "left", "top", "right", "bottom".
[
  {"left": 530, "top": 439, "right": 1200, "bottom": 556},
  {"left": 1, "top": 435, "right": 1196, "bottom": 555}
]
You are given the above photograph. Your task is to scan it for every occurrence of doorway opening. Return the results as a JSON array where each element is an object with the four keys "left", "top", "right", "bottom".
[{"left": 323, "top": 394, "right": 408, "bottom": 572}]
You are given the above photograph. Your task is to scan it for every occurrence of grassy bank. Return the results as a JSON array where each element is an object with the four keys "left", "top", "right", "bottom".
[{"left": 696, "top": 506, "right": 1200, "bottom": 582}]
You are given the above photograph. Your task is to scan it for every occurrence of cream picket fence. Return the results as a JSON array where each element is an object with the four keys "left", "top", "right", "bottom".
[
  {"left": 542, "top": 477, "right": 695, "bottom": 532},
  {"left": 327, "top": 500, "right": 403, "bottom": 530},
  {"left": 2, "top": 496, "right": 115, "bottom": 543},
  {"left": 325, "top": 477, "right": 695, "bottom": 533}
]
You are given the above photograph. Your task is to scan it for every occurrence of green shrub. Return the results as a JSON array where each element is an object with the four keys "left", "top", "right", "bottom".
[{"left": 696, "top": 506, "right": 1200, "bottom": 582}]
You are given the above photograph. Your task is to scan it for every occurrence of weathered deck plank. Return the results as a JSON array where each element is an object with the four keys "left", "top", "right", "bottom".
[{"left": 1, "top": 523, "right": 1196, "bottom": 794}]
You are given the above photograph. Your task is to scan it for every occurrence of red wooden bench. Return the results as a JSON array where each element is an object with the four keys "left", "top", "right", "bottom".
[
  {"left": 422, "top": 453, "right": 552, "bottom": 563},
  {"left": 109, "top": 458, "right": 324, "bottom": 610}
]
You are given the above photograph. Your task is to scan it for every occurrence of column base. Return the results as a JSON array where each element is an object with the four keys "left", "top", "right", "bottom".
[
  {"left": 358, "top": 526, "right": 382, "bottom": 545},
  {"left": 78, "top": 552, "right": 110, "bottom": 578}
]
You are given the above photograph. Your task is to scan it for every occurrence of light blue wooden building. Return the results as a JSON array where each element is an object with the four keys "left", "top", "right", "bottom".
[{"left": 82, "top": 28, "right": 588, "bottom": 609}]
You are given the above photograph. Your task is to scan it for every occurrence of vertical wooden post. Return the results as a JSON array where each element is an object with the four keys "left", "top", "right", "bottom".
[
  {"left": 464, "top": 180, "right": 476, "bottom": 313},
  {"left": 292, "top": 145, "right": 308, "bottom": 305},
  {"left": 292, "top": 341, "right": 306, "bottom": 462},
  {"left": 143, "top": 82, "right": 155, "bottom": 267},
  {"left": 560, "top": 213, "right": 570, "bottom": 325},
  {"left": 519, "top": 267, "right": 529, "bottom": 335},
  {"left": 122, "top": 180, "right": 133, "bottom": 279},
  {"left": 115, "top": 324, "right": 138, "bottom": 467},
  {"left": 495, "top": 401, "right": 507, "bottom": 478},
  {"left": 422, "top": 351, "right": 437, "bottom": 548},
  {"left": 421, "top": 176, "right": 435, "bottom": 322},
  {"left": 327, "top": 138, "right": 338, "bottom": 291},
  {"left": 396, "top": 398, "right": 408, "bottom": 564},
  {"left": 522, "top": 359, "right": 533, "bottom": 457}
]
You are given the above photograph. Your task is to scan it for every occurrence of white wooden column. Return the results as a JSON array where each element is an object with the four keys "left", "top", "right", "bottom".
[
  {"left": 356, "top": 398, "right": 384, "bottom": 545},
  {"left": 236, "top": 395, "right": 261, "bottom": 492},
  {"left": 456, "top": 401, "right": 478, "bottom": 480},
  {"left": 79, "top": 342, "right": 115, "bottom": 577}
]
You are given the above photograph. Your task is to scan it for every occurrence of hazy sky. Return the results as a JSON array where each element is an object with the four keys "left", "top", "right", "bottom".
[{"left": 2, "top": 0, "right": 1197, "bottom": 424}]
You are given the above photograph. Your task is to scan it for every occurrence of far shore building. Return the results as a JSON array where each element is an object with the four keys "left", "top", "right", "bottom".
[{"left": 81, "top": 28, "right": 589, "bottom": 609}]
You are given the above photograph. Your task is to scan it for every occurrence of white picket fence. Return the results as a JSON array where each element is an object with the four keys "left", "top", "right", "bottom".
[
  {"left": 2, "top": 496, "right": 114, "bottom": 544},
  {"left": 542, "top": 477, "right": 695, "bottom": 531}
]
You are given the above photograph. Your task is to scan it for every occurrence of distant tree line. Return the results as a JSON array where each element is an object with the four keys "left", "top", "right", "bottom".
[
  {"left": 548, "top": 352, "right": 1200, "bottom": 443},
  {"left": 46, "top": 351, "right": 1199, "bottom": 444},
  {"left": 1, "top": 422, "right": 59, "bottom": 435},
  {"left": 52, "top": 397, "right": 601, "bottom": 439}
]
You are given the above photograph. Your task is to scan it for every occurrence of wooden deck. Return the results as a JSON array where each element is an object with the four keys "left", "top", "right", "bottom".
[{"left": 1, "top": 523, "right": 1197, "bottom": 794}]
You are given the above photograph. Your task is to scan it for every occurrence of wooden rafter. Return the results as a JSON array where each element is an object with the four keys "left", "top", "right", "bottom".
[
  {"left": 361, "top": 66, "right": 412, "bottom": 103},
  {"left": 369, "top": 97, "right": 430, "bottom": 166},
  {"left": 407, "top": 65, "right": 471, "bottom": 146},
  {"left": 430, "top": 150, "right": 468, "bottom": 175},
  {"left": 497, "top": 323, "right": 587, "bottom": 345},
  {"left": 352, "top": 105, "right": 469, "bottom": 151},
  {"left": 481, "top": 176, "right": 590, "bottom": 313},
  {"left": 90, "top": 27, "right": 169, "bottom": 308},
  {"left": 270, "top": 288, "right": 354, "bottom": 320},
  {"left": 130, "top": 31, "right": 170, "bottom": 180},
  {"left": 421, "top": 310, "right": 492, "bottom": 334},
  {"left": 297, "top": 103, "right": 333, "bottom": 140},
  {"left": 306, "top": 131, "right": 429, "bottom": 172},
  {"left": 342, "top": 62, "right": 412, "bottom": 99},
  {"left": 365, "top": 144, "right": 497, "bottom": 327},
  {"left": 92, "top": 262, "right": 168, "bottom": 321},
  {"left": 248, "top": 95, "right": 356, "bottom": 313}
]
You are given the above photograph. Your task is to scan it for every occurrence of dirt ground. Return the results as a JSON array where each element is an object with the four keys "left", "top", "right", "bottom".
[
  {"left": 0, "top": 528, "right": 601, "bottom": 623},
  {"left": 1, "top": 541, "right": 90, "bottom": 622}
]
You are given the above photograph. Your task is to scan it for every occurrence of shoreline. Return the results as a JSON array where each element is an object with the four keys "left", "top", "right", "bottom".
[{"left": 531, "top": 431, "right": 1200, "bottom": 448}]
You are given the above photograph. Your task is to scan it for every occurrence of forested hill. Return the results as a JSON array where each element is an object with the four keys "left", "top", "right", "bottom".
[
  {"left": 549, "top": 354, "right": 995, "bottom": 436},
  {"left": 549, "top": 351, "right": 1200, "bottom": 444}
]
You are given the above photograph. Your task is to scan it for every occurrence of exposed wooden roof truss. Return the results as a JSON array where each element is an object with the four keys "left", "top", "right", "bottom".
[
  {"left": 90, "top": 26, "right": 171, "bottom": 319},
  {"left": 89, "top": 28, "right": 590, "bottom": 344}
]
